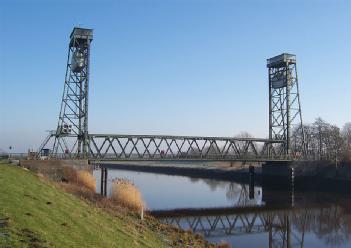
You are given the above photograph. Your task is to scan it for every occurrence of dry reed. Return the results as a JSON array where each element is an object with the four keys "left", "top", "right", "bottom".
[
  {"left": 111, "top": 178, "right": 145, "bottom": 211},
  {"left": 62, "top": 167, "right": 96, "bottom": 192},
  {"left": 25, "top": 162, "right": 96, "bottom": 192},
  {"left": 76, "top": 170, "right": 96, "bottom": 192},
  {"left": 62, "top": 166, "right": 77, "bottom": 182}
]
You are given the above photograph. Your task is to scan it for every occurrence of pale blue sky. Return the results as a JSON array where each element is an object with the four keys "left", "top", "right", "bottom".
[{"left": 0, "top": 0, "right": 350, "bottom": 152}]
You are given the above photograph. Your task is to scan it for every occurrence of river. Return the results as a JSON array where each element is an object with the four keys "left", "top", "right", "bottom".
[{"left": 94, "top": 167, "right": 351, "bottom": 248}]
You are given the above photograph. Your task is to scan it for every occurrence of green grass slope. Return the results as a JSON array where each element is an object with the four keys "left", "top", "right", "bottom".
[{"left": 0, "top": 164, "right": 166, "bottom": 248}]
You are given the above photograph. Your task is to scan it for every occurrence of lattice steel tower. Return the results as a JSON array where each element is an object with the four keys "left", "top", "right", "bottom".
[
  {"left": 267, "top": 53, "right": 305, "bottom": 157},
  {"left": 51, "top": 27, "right": 93, "bottom": 157}
]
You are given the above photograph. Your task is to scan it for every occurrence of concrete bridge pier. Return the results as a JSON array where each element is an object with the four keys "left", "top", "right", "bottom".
[
  {"left": 262, "top": 161, "right": 294, "bottom": 190},
  {"left": 262, "top": 161, "right": 295, "bottom": 207}
]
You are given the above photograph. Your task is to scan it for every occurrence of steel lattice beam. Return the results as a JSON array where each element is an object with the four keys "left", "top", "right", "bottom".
[{"left": 87, "top": 134, "right": 286, "bottom": 161}]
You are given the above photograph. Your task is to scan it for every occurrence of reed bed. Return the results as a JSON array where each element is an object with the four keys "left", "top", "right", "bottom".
[
  {"left": 111, "top": 178, "right": 145, "bottom": 211},
  {"left": 62, "top": 166, "right": 77, "bottom": 182},
  {"left": 76, "top": 170, "right": 96, "bottom": 192},
  {"left": 62, "top": 166, "right": 96, "bottom": 192},
  {"left": 24, "top": 162, "right": 96, "bottom": 192}
]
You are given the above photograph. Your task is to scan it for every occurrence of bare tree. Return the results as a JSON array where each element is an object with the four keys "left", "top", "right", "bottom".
[
  {"left": 233, "top": 132, "right": 256, "bottom": 156},
  {"left": 342, "top": 123, "right": 351, "bottom": 147},
  {"left": 342, "top": 122, "right": 351, "bottom": 161},
  {"left": 291, "top": 118, "right": 349, "bottom": 162}
]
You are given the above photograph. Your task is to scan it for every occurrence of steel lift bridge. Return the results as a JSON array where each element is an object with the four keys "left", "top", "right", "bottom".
[{"left": 37, "top": 27, "right": 305, "bottom": 162}]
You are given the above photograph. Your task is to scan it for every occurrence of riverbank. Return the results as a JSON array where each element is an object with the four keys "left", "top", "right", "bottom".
[{"left": 0, "top": 163, "right": 224, "bottom": 247}]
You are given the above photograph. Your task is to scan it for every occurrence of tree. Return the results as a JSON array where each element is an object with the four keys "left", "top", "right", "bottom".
[
  {"left": 291, "top": 118, "right": 349, "bottom": 162},
  {"left": 342, "top": 122, "right": 351, "bottom": 161},
  {"left": 342, "top": 122, "right": 351, "bottom": 147}
]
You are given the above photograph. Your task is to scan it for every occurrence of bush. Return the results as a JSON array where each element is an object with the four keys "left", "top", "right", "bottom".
[{"left": 111, "top": 178, "right": 144, "bottom": 211}]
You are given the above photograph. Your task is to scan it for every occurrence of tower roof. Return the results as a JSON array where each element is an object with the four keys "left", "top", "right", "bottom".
[
  {"left": 267, "top": 53, "right": 296, "bottom": 68},
  {"left": 69, "top": 27, "right": 93, "bottom": 46}
]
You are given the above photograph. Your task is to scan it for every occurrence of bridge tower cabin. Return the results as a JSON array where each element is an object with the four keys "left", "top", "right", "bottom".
[
  {"left": 51, "top": 27, "right": 93, "bottom": 158},
  {"left": 267, "top": 53, "right": 306, "bottom": 158}
]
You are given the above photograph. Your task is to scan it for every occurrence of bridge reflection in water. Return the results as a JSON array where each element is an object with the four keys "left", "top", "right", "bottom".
[
  {"left": 152, "top": 192, "right": 351, "bottom": 248},
  {"left": 96, "top": 168, "right": 351, "bottom": 247}
]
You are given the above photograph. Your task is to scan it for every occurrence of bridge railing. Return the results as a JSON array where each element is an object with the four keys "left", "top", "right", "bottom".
[{"left": 87, "top": 134, "right": 287, "bottom": 161}]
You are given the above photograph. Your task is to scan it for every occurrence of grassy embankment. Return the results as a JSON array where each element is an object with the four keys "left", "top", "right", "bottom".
[{"left": 0, "top": 162, "right": 218, "bottom": 248}]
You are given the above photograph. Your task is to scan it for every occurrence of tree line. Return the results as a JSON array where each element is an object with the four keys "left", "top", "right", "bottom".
[{"left": 292, "top": 118, "right": 351, "bottom": 162}]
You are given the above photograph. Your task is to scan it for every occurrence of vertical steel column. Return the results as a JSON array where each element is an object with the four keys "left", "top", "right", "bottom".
[
  {"left": 286, "top": 62, "right": 291, "bottom": 156},
  {"left": 268, "top": 68, "right": 273, "bottom": 157},
  {"left": 83, "top": 38, "right": 90, "bottom": 156},
  {"left": 100, "top": 167, "right": 108, "bottom": 196},
  {"left": 100, "top": 167, "right": 104, "bottom": 196},
  {"left": 104, "top": 168, "right": 108, "bottom": 196},
  {"left": 77, "top": 49, "right": 83, "bottom": 156},
  {"left": 249, "top": 166, "right": 255, "bottom": 199},
  {"left": 294, "top": 65, "right": 307, "bottom": 156}
]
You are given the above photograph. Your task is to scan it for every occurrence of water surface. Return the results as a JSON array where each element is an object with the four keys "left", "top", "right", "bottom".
[
  {"left": 94, "top": 167, "right": 351, "bottom": 248},
  {"left": 94, "top": 168, "right": 262, "bottom": 210}
]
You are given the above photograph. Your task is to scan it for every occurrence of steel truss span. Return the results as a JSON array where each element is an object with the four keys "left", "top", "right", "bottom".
[{"left": 87, "top": 134, "right": 286, "bottom": 161}]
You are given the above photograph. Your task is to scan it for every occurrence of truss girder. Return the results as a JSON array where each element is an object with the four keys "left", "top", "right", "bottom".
[{"left": 87, "top": 134, "right": 286, "bottom": 161}]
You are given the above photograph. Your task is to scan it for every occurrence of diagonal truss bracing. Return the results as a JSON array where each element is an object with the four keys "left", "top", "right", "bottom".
[{"left": 88, "top": 134, "right": 286, "bottom": 161}]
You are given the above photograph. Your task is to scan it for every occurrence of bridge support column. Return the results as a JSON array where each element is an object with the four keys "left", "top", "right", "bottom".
[
  {"left": 100, "top": 167, "right": 108, "bottom": 196},
  {"left": 249, "top": 166, "right": 255, "bottom": 199}
]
